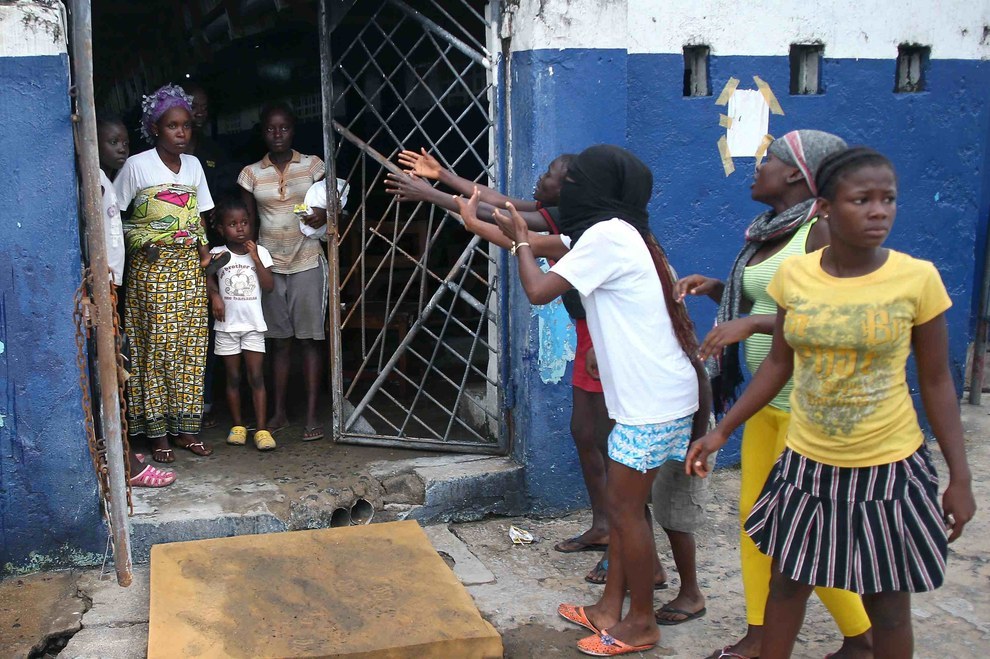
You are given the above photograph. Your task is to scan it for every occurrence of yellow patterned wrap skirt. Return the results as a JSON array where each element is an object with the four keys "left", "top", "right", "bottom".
[{"left": 124, "top": 244, "right": 208, "bottom": 437}]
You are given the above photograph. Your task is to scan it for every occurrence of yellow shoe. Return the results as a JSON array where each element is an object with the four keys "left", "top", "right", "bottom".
[
  {"left": 254, "top": 430, "right": 276, "bottom": 451},
  {"left": 226, "top": 425, "right": 247, "bottom": 446}
]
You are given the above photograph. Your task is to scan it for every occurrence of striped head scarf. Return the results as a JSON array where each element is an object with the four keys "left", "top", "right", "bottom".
[{"left": 711, "top": 129, "right": 847, "bottom": 412}]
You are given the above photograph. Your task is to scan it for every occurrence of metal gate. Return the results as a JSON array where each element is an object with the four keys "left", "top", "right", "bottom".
[{"left": 318, "top": 0, "right": 505, "bottom": 453}]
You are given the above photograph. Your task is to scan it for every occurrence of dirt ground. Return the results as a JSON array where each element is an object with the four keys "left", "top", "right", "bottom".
[
  {"left": 459, "top": 402, "right": 990, "bottom": 658},
  {"left": 3, "top": 405, "right": 987, "bottom": 658}
]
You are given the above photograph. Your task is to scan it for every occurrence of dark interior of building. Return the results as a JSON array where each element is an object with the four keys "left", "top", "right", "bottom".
[{"left": 91, "top": 0, "right": 502, "bottom": 449}]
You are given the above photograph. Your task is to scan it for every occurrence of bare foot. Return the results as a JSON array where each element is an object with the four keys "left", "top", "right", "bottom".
[
  {"left": 597, "top": 615, "right": 660, "bottom": 650},
  {"left": 554, "top": 528, "right": 609, "bottom": 552},
  {"left": 825, "top": 632, "right": 872, "bottom": 659},
  {"left": 269, "top": 414, "right": 290, "bottom": 433},
  {"left": 581, "top": 602, "right": 621, "bottom": 635},
  {"left": 707, "top": 628, "right": 762, "bottom": 659}
]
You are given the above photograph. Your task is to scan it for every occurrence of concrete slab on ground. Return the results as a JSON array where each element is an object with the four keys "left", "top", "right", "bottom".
[
  {"left": 60, "top": 567, "right": 150, "bottom": 659},
  {"left": 0, "top": 570, "right": 86, "bottom": 658},
  {"left": 147, "top": 521, "right": 502, "bottom": 658}
]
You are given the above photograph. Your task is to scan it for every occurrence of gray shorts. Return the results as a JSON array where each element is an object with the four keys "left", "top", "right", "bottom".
[
  {"left": 651, "top": 453, "right": 715, "bottom": 534},
  {"left": 262, "top": 257, "right": 328, "bottom": 340}
]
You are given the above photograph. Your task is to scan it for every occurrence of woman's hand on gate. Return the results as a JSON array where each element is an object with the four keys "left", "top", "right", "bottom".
[{"left": 398, "top": 148, "right": 442, "bottom": 180}]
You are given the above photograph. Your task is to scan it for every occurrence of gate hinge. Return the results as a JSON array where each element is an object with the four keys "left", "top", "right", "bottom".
[{"left": 80, "top": 297, "right": 99, "bottom": 328}]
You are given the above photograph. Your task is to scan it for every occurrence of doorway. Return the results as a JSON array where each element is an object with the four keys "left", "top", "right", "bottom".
[{"left": 91, "top": 0, "right": 506, "bottom": 456}]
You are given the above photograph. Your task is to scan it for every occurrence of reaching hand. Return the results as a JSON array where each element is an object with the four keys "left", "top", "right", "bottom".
[
  {"left": 493, "top": 202, "right": 528, "bottom": 245},
  {"left": 385, "top": 172, "right": 433, "bottom": 203},
  {"left": 453, "top": 187, "right": 482, "bottom": 234},
  {"left": 675, "top": 274, "right": 721, "bottom": 302},
  {"left": 684, "top": 430, "right": 729, "bottom": 477},
  {"left": 697, "top": 317, "right": 756, "bottom": 360},
  {"left": 397, "top": 148, "right": 443, "bottom": 180}
]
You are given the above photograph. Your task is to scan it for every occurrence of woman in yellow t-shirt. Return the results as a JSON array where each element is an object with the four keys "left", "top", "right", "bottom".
[
  {"left": 689, "top": 148, "right": 976, "bottom": 659},
  {"left": 676, "top": 130, "right": 869, "bottom": 659}
]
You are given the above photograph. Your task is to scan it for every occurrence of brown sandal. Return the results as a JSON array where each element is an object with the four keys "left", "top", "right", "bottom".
[
  {"left": 152, "top": 447, "right": 175, "bottom": 463},
  {"left": 174, "top": 439, "right": 213, "bottom": 457}
]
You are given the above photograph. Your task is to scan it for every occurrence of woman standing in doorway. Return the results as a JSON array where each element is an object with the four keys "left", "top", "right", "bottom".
[
  {"left": 114, "top": 84, "right": 216, "bottom": 463},
  {"left": 239, "top": 103, "right": 327, "bottom": 440}
]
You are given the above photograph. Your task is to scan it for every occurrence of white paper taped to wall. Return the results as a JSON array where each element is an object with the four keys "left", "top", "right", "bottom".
[{"left": 726, "top": 89, "right": 770, "bottom": 157}]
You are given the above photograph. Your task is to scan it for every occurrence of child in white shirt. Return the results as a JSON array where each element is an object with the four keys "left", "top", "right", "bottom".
[{"left": 209, "top": 198, "right": 276, "bottom": 450}]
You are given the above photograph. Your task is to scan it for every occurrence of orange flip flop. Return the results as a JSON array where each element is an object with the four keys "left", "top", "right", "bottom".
[
  {"left": 577, "top": 630, "right": 657, "bottom": 656},
  {"left": 557, "top": 604, "right": 599, "bottom": 634}
]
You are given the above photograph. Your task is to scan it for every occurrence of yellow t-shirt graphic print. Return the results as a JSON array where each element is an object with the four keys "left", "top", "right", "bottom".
[{"left": 767, "top": 249, "right": 952, "bottom": 468}]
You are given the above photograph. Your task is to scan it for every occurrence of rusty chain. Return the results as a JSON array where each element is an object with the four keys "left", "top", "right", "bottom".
[{"left": 73, "top": 267, "right": 134, "bottom": 519}]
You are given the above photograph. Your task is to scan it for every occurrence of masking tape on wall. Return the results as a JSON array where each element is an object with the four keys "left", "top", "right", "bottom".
[
  {"left": 753, "top": 133, "right": 774, "bottom": 168},
  {"left": 715, "top": 77, "right": 740, "bottom": 106},
  {"left": 753, "top": 76, "right": 784, "bottom": 115},
  {"left": 719, "top": 114, "right": 733, "bottom": 129},
  {"left": 717, "top": 136, "right": 735, "bottom": 176}
]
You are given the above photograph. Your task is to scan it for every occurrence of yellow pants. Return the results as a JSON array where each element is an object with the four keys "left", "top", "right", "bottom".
[{"left": 739, "top": 405, "right": 871, "bottom": 635}]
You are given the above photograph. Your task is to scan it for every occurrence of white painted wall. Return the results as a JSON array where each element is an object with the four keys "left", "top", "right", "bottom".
[
  {"left": 507, "top": 0, "right": 990, "bottom": 60},
  {"left": 0, "top": 1, "right": 66, "bottom": 58}
]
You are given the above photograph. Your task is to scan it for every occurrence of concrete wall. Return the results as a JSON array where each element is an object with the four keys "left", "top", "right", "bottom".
[
  {"left": 0, "top": 1, "right": 105, "bottom": 573},
  {"left": 505, "top": 0, "right": 990, "bottom": 513}
]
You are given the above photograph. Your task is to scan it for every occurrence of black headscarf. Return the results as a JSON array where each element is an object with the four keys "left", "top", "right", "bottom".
[{"left": 557, "top": 145, "right": 653, "bottom": 244}]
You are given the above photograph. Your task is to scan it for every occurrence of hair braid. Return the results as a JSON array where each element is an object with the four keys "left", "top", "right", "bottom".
[
  {"left": 815, "top": 147, "right": 895, "bottom": 201},
  {"left": 643, "top": 232, "right": 700, "bottom": 360}
]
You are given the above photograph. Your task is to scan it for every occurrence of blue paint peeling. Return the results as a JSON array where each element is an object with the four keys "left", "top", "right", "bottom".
[
  {"left": 508, "top": 47, "right": 990, "bottom": 514},
  {"left": 533, "top": 259, "right": 577, "bottom": 384},
  {"left": 534, "top": 301, "right": 576, "bottom": 384}
]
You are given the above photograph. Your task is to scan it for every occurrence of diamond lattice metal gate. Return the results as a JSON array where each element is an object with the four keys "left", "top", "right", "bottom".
[{"left": 318, "top": 0, "right": 505, "bottom": 453}]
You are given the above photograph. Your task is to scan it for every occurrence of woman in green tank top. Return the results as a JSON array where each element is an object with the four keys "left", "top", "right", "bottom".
[{"left": 675, "top": 130, "right": 873, "bottom": 659}]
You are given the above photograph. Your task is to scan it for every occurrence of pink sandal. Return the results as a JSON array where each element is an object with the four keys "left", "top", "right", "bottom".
[{"left": 129, "top": 465, "right": 176, "bottom": 488}]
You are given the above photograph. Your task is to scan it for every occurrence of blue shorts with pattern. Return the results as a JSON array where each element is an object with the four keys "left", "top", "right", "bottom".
[{"left": 608, "top": 414, "right": 693, "bottom": 473}]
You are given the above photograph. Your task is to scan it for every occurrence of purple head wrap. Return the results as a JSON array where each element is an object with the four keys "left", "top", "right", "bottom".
[{"left": 140, "top": 84, "right": 193, "bottom": 144}]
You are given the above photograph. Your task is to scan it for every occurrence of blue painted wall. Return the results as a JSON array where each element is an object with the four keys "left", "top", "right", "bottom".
[
  {"left": 508, "top": 48, "right": 990, "bottom": 512},
  {"left": 0, "top": 54, "right": 105, "bottom": 573}
]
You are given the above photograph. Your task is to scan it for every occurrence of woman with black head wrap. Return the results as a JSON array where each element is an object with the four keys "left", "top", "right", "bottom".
[{"left": 481, "top": 144, "right": 711, "bottom": 654}]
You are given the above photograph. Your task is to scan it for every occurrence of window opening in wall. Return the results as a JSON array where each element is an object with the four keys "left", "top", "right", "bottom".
[
  {"left": 683, "top": 46, "right": 711, "bottom": 97},
  {"left": 789, "top": 44, "right": 823, "bottom": 95},
  {"left": 895, "top": 44, "right": 930, "bottom": 93}
]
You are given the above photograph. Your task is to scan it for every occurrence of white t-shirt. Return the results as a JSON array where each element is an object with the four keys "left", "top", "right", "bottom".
[
  {"left": 551, "top": 219, "right": 698, "bottom": 425},
  {"left": 113, "top": 149, "right": 214, "bottom": 213},
  {"left": 210, "top": 245, "right": 274, "bottom": 333},
  {"left": 99, "top": 169, "right": 125, "bottom": 286}
]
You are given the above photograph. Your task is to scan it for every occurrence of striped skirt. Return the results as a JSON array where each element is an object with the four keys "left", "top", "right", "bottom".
[{"left": 744, "top": 446, "right": 948, "bottom": 594}]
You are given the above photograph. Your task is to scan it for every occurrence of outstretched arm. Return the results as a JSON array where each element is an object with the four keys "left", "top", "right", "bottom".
[
  {"left": 454, "top": 189, "right": 568, "bottom": 259},
  {"left": 913, "top": 314, "right": 975, "bottom": 542},
  {"left": 493, "top": 202, "right": 572, "bottom": 305},
  {"left": 386, "top": 173, "right": 548, "bottom": 230},
  {"left": 686, "top": 307, "right": 794, "bottom": 476},
  {"left": 398, "top": 148, "right": 539, "bottom": 212}
]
